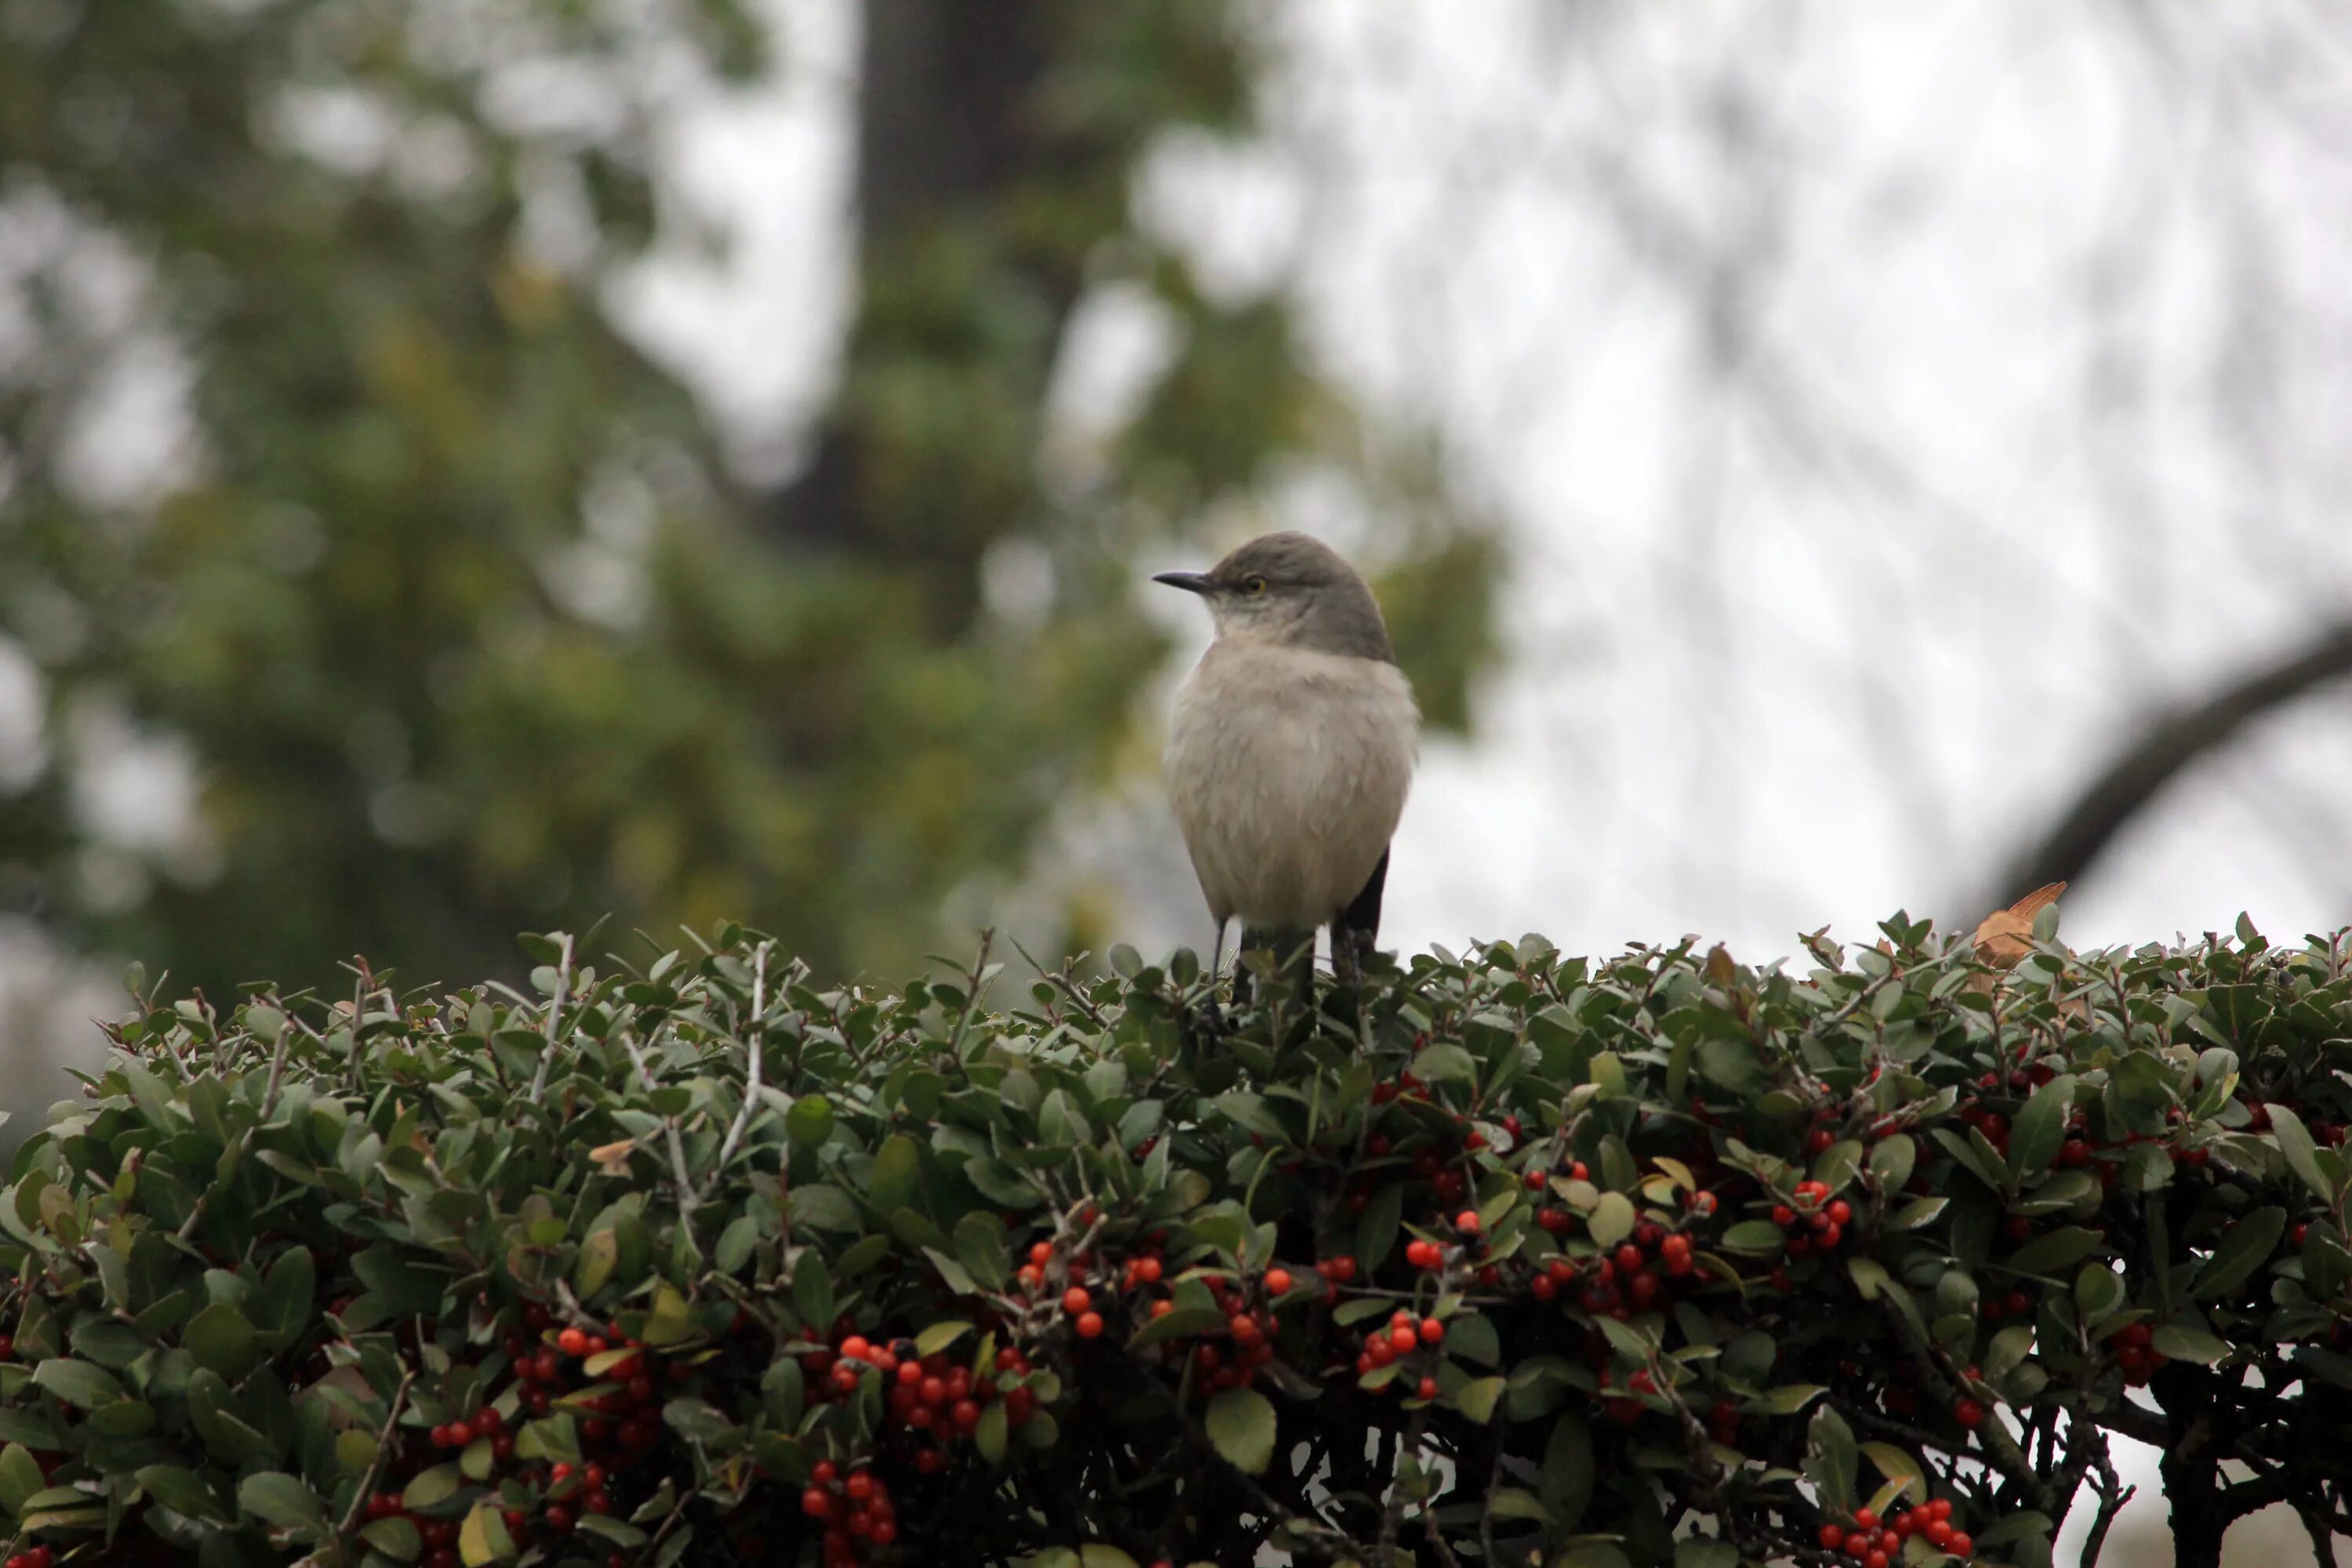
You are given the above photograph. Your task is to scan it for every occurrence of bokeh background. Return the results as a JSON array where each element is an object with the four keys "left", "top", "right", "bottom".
[{"left": 4, "top": 2, "right": 2351, "bottom": 1562}]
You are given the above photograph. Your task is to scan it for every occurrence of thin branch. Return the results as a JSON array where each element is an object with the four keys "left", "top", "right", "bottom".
[
  {"left": 526, "top": 932, "right": 576, "bottom": 1106},
  {"left": 619, "top": 1023, "right": 699, "bottom": 1218},
  {"left": 331, "top": 1368, "right": 416, "bottom": 1555},
  {"left": 176, "top": 995, "right": 296, "bottom": 1243},
  {"left": 1990, "top": 616, "right": 2352, "bottom": 906},
  {"left": 944, "top": 927, "right": 995, "bottom": 1058},
  {"left": 2078, "top": 1411, "right": 2135, "bottom": 1568},
  {"left": 1376, "top": 1406, "right": 1429, "bottom": 1568},
  {"left": 711, "top": 941, "right": 773, "bottom": 1183}
]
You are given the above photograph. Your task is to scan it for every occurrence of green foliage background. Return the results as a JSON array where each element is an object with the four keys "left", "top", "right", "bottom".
[{"left": 0, "top": 1, "right": 1499, "bottom": 1000}]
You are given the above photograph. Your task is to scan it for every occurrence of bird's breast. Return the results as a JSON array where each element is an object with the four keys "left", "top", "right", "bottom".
[{"left": 1165, "top": 643, "right": 1418, "bottom": 927}]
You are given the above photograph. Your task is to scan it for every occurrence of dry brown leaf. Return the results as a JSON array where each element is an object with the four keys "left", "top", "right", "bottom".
[
  {"left": 1973, "top": 881, "right": 2067, "bottom": 969},
  {"left": 590, "top": 1139, "right": 637, "bottom": 1177}
]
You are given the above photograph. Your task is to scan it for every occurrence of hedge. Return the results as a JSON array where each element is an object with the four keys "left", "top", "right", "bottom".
[{"left": 2, "top": 907, "right": 2350, "bottom": 1568}]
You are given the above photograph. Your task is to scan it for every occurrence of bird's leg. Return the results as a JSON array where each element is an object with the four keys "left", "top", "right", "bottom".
[
  {"left": 1332, "top": 921, "right": 1362, "bottom": 988},
  {"left": 1192, "top": 919, "right": 1229, "bottom": 1036}
]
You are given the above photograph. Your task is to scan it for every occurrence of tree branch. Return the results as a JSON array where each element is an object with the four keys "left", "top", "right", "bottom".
[{"left": 1990, "top": 617, "right": 2352, "bottom": 906}]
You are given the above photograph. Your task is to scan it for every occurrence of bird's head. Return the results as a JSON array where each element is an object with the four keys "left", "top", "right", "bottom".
[{"left": 1152, "top": 532, "right": 1395, "bottom": 662}]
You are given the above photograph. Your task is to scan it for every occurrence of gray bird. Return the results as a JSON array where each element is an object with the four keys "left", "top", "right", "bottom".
[{"left": 1154, "top": 532, "right": 1419, "bottom": 993}]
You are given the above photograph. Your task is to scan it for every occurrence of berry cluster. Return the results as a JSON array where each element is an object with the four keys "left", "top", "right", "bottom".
[{"left": 1819, "top": 1499, "right": 1972, "bottom": 1566}]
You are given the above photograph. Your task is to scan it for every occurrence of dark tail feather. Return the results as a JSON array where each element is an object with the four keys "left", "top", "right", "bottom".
[{"left": 1332, "top": 848, "right": 1390, "bottom": 978}]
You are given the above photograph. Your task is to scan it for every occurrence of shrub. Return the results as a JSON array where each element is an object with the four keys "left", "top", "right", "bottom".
[{"left": 2, "top": 913, "right": 2350, "bottom": 1568}]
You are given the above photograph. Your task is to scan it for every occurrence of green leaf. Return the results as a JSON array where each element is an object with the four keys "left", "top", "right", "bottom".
[
  {"left": 1982, "top": 1324, "right": 2035, "bottom": 1381},
  {"left": 256, "top": 1246, "right": 315, "bottom": 1345},
  {"left": 238, "top": 1471, "right": 328, "bottom": 1534},
  {"left": 792, "top": 1247, "right": 835, "bottom": 1333},
  {"left": 1805, "top": 1403, "right": 1858, "bottom": 1513},
  {"left": 1445, "top": 1314, "right": 1501, "bottom": 1367},
  {"left": 31, "top": 1358, "right": 123, "bottom": 1410},
  {"left": 575, "top": 1227, "right": 619, "bottom": 1298},
  {"left": 975, "top": 1397, "right": 1008, "bottom": 1465},
  {"left": 1675, "top": 1540, "right": 1738, "bottom": 1568},
  {"left": 789, "top": 1182, "right": 866, "bottom": 1230},
  {"left": 2190, "top": 1207, "right": 2287, "bottom": 1301},
  {"left": 2151, "top": 1322, "right": 2232, "bottom": 1366},
  {"left": 361, "top": 1517, "right": 423, "bottom": 1559},
  {"left": 459, "top": 1500, "right": 516, "bottom": 1566},
  {"left": 1859, "top": 1442, "right": 1923, "bottom": 1493},
  {"left": 1413, "top": 1044, "right": 1479, "bottom": 1083},
  {"left": 714, "top": 1214, "right": 759, "bottom": 1275},
  {"left": 2266, "top": 1103, "right": 2334, "bottom": 1203},
  {"left": 2006, "top": 1226, "right": 2106, "bottom": 1276},
  {"left": 1454, "top": 1375, "right": 1506, "bottom": 1424},
  {"left": 1748, "top": 1384, "right": 1828, "bottom": 1415},
  {"left": 1719, "top": 1220, "right": 1784, "bottom": 1257},
  {"left": 403, "top": 1464, "right": 465, "bottom": 1512},
  {"left": 914, "top": 1320, "right": 971, "bottom": 1356},
  {"left": 1869, "top": 1134, "right": 1918, "bottom": 1190},
  {"left": 2008, "top": 1076, "right": 2075, "bottom": 1177},
  {"left": 923, "top": 1247, "right": 979, "bottom": 1298},
  {"left": 2074, "top": 1262, "right": 2123, "bottom": 1322},
  {"left": 184, "top": 1302, "right": 262, "bottom": 1381},
  {"left": 1204, "top": 1388, "right": 1277, "bottom": 1474},
  {"left": 1587, "top": 1191, "right": 1635, "bottom": 1249},
  {"left": 1539, "top": 1413, "right": 1595, "bottom": 1530},
  {"left": 0, "top": 1446, "right": 45, "bottom": 1515},
  {"left": 1356, "top": 1181, "right": 1404, "bottom": 1273},
  {"left": 869, "top": 1134, "right": 921, "bottom": 1213}
]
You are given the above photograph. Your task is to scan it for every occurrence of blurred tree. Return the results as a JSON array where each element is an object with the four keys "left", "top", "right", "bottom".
[{"left": 0, "top": 0, "right": 1498, "bottom": 998}]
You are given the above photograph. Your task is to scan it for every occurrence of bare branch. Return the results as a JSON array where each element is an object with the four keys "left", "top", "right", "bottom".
[{"left": 1991, "top": 619, "right": 2352, "bottom": 906}]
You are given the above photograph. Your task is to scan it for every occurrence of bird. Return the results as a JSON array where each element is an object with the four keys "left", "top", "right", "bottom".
[{"left": 1153, "top": 532, "right": 1419, "bottom": 996}]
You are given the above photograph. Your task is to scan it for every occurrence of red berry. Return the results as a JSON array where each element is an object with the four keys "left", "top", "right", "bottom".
[
  {"left": 1953, "top": 1399, "right": 1984, "bottom": 1428},
  {"left": 1455, "top": 1210, "right": 1482, "bottom": 1234},
  {"left": 1820, "top": 1526, "right": 1845, "bottom": 1549},
  {"left": 1076, "top": 1311, "right": 1104, "bottom": 1339},
  {"left": 1264, "top": 1269, "right": 1292, "bottom": 1296},
  {"left": 1418, "top": 1317, "right": 1445, "bottom": 1345},
  {"left": 1062, "top": 1287, "right": 1091, "bottom": 1316},
  {"left": 557, "top": 1327, "right": 589, "bottom": 1357},
  {"left": 1947, "top": 1533, "right": 1973, "bottom": 1559}
]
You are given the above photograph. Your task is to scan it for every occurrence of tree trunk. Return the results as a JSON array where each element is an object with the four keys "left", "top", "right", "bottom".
[{"left": 760, "top": 0, "right": 1091, "bottom": 627}]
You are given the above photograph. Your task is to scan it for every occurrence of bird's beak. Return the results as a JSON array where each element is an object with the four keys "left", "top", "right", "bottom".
[{"left": 1151, "top": 570, "right": 1214, "bottom": 596}]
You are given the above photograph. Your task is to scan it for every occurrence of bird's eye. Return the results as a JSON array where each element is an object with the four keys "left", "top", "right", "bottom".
[{"left": 1242, "top": 575, "right": 1269, "bottom": 596}]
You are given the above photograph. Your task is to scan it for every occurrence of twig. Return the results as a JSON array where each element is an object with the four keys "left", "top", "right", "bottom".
[
  {"left": 711, "top": 942, "right": 773, "bottom": 1183},
  {"left": 1477, "top": 1436, "right": 1507, "bottom": 1566},
  {"left": 332, "top": 1368, "right": 416, "bottom": 1552},
  {"left": 619, "top": 1023, "right": 699, "bottom": 1218},
  {"left": 526, "top": 932, "right": 576, "bottom": 1106},
  {"left": 176, "top": 994, "right": 296, "bottom": 1242},
  {"left": 1050, "top": 965, "right": 1110, "bottom": 1030},
  {"left": 2078, "top": 1411, "right": 2134, "bottom": 1568},
  {"left": 1376, "top": 1407, "right": 1429, "bottom": 1568},
  {"left": 944, "top": 928, "right": 995, "bottom": 1058}
]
